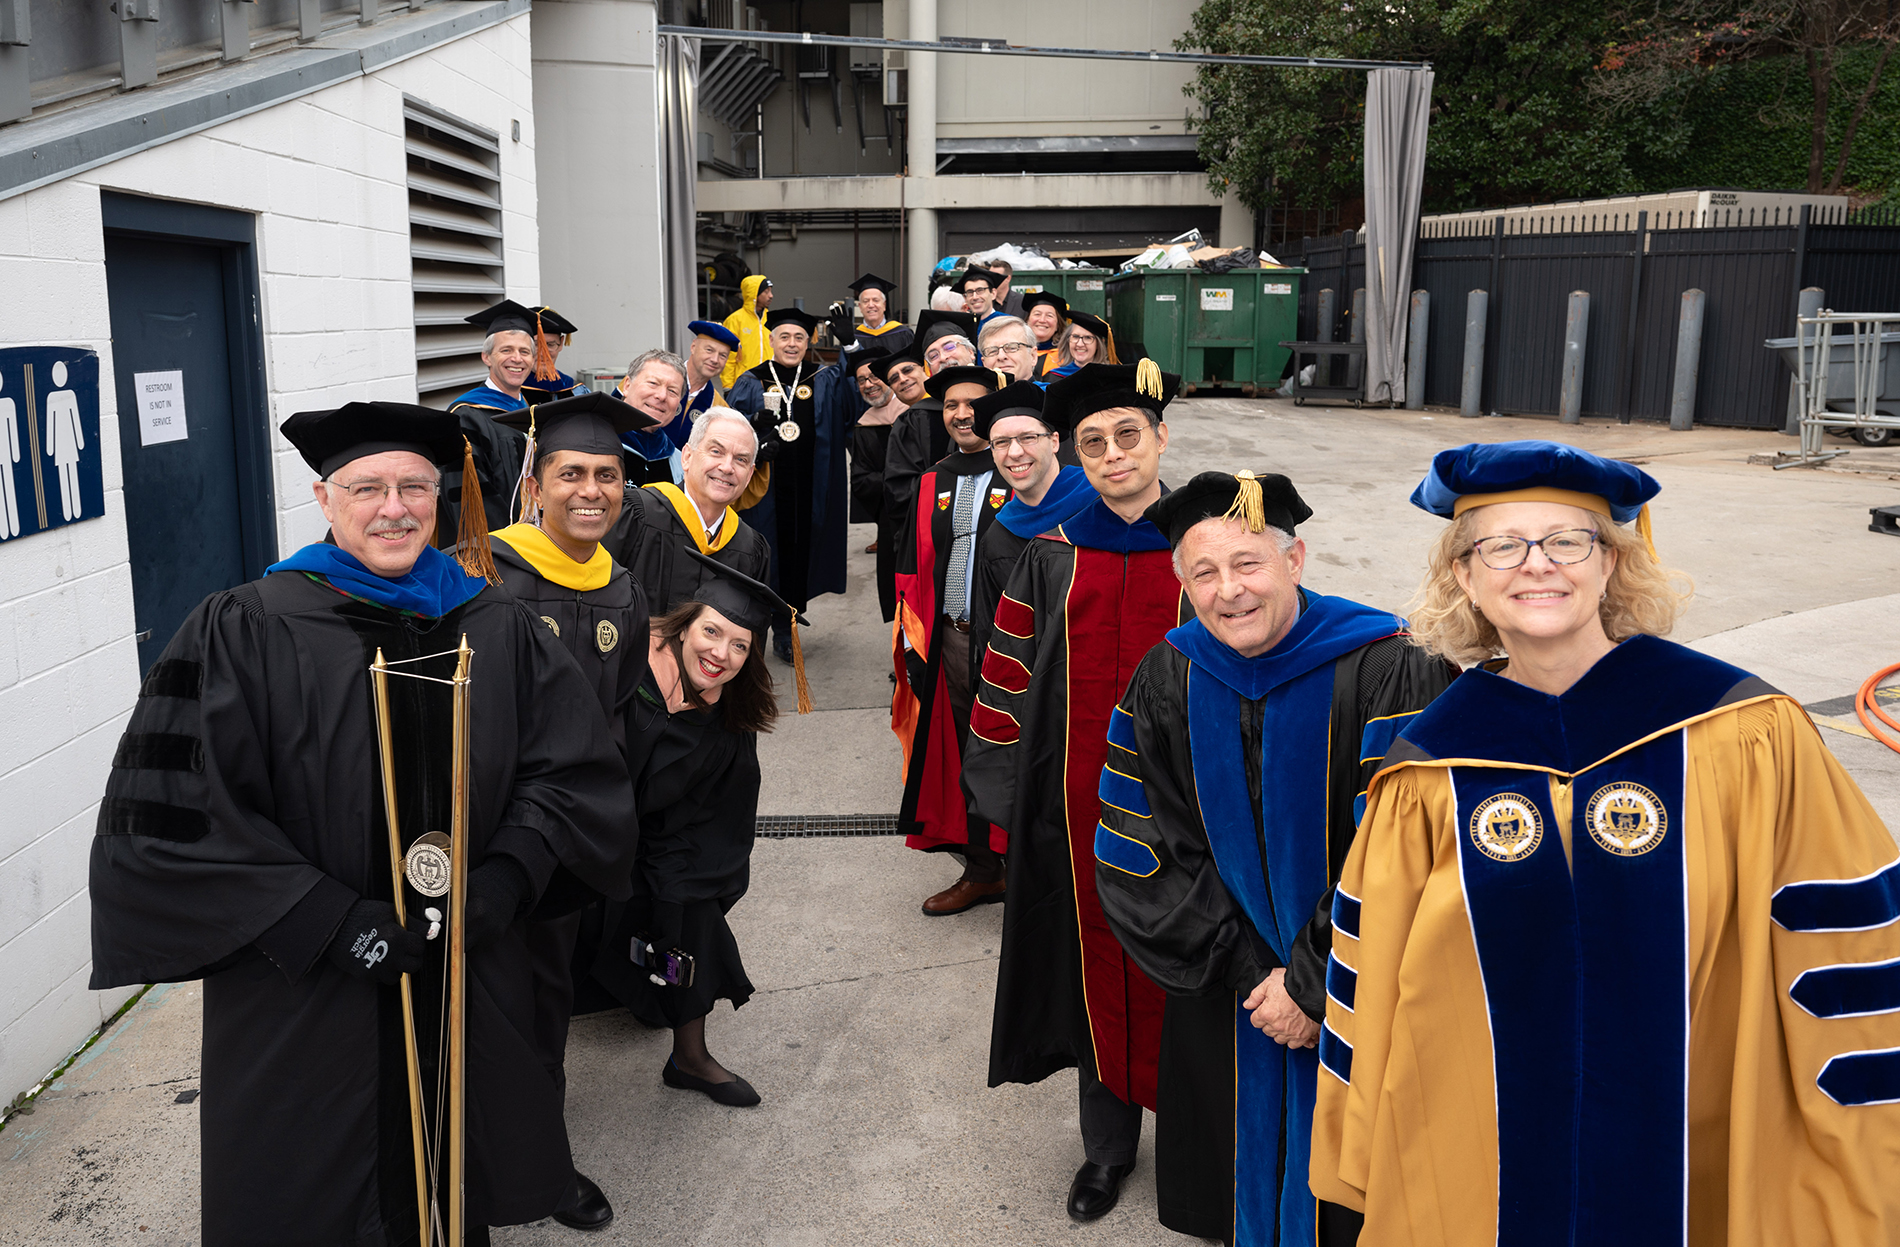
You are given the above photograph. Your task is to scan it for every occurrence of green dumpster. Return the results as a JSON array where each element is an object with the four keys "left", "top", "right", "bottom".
[
  {"left": 1009, "top": 269, "right": 1113, "bottom": 318},
  {"left": 1103, "top": 268, "right": 1305, "bottom": 394}
]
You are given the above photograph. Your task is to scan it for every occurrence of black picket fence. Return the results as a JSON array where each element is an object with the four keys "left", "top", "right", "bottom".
[{"left": 1293, "top": 204, "right": 1900, "bottom": 427}]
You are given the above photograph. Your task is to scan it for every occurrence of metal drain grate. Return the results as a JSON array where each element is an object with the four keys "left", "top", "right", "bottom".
[{"left": 756, "top": 814, "right": 901, "bottom": 838}]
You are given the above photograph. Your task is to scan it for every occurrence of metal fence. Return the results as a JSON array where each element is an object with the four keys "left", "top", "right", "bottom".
[{"left": 1293, "top": 203, "right": 1900, "bottom": 427}]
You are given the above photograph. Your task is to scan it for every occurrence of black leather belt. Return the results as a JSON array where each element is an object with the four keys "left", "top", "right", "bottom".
[{"left": 948, "top": 618, "right": 971, "bottom": 633}]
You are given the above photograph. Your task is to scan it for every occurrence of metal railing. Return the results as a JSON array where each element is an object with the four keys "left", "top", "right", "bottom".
[{"left": 1780, "top": 311, "right": 1900, "bottom": 467}]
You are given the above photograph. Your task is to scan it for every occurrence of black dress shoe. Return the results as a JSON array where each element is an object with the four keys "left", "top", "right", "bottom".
[
  {"left": 662, "top": 1055, "right": 762, "bottom": 1107},
  {"left": 1066, "top": 1159, "right": 1135, "bottom": 1222},
  {"left": 552, "top": 1170, "right": 614, "bottom": 1231}
]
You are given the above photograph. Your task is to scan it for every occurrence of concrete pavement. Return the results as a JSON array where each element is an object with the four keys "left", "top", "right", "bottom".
[{"left": 3, "top": 400, "right": 1897, "bottom": 1245}]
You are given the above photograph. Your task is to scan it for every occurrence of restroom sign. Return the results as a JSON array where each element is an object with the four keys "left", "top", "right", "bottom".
[
  {"left": 0, "top": 347, "right": 103, "bottom": 543},
  {"left": 135, "top": 371, "right": 189, "bottom": 446}
]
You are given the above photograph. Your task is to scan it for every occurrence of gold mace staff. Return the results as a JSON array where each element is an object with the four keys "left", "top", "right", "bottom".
[
  {"left": 370, "top": 649, "right": 431, "bottom": 1240},
  {"left": 447, "top": 635, "right": 473, "bottom": 1245}
]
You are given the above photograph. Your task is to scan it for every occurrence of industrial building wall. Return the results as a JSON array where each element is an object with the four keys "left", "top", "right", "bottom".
[{"left": 0, "top": 15, "right": 540, "bottom": 1102}]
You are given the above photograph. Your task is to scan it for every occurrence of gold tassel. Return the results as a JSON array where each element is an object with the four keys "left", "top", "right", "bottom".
[
  {"left": 531, "top": 310, "right": 558, "bottom": 383},
  {"left": 1635, "top": 503, "right": 1658, "bottom": 562},
  {"left": 454, "top": 437, "right": 501, "bottom": 585},
  {"left": 790, "top": 616, "right": 815, "bottom": 715},
  {"left": 1220, "top": 469, "right": 1267, "bottom": 533},
  {"left": 1135, "top": 357, "right": 1164, "bottom": 401},
  {"left": 992, "top": 368, "right": 1010, "bottom": 390}
]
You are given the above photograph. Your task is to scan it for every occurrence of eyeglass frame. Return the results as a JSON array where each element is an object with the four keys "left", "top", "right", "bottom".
[
  {"left": 1468, "top": 528, "right": 1601, "bottom": 571},
  {"left": 989, "top": 431, "right": 1053, "bottom": 453},
  {"left": 980, "top": 340, "right": 1036, "bottom": 361},
  {"left": 329, "top": 477, "right": 441, "bottom": 507},
  {"left": 1075, "top": 421, "right": 1152, "bottom": 459}
]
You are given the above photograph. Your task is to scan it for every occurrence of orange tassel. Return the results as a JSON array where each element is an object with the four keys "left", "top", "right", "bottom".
[
  {"left": 532, "top": 310, "right": 558, "bottom": 383},
  {"left": 790, "top": 616, "right": 814, "bottom": 714},
  {"left": 454, "top": 437, "right": 500, "bottom": 585}
]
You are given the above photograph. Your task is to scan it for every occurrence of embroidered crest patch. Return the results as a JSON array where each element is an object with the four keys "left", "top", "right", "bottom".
[
  {"left": 1585, "top": 783, "right": 1667, "bottom": 856},
  {"left": 794, "top": 384, "right": 813, "bottom": 400},
  {"left": 937, "top": 491, "right": 952, "bottom": 511},
  {"left": 540, "top": 615, "right": 561, "bottom": 637},
  {"left": 1468, "top": 793, "right": 1544, "bottom": 862},
  {"left": 596, "top": 620, "right": 620, "bottom": 653},
  {"left": 988, "top": 488, "right": 1007, "bottom": 509}
]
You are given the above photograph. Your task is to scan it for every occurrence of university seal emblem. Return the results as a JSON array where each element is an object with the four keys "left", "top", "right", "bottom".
[
  {"left": 403, "top": 831, "right": 453, "bottom": 898},
  {"left": 540, "top": 615, "right": 561, "bottom": 637},
  {"left": 1585, "top": 782, "right": 1667, "bottom": 856},
  {"left": 596, "top": 619, "right": 619, "bottom": 653},
  {"left": 1468, "top": 793, "right": 1543, "bottom": 862}
]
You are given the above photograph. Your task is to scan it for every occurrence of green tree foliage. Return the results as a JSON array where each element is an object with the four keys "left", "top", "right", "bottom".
[{"left": 1181, "top": 0, "right": 1899, "bottom": 213}]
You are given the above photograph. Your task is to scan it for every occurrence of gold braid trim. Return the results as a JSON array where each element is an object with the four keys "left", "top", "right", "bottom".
[{"left": 1221, "top": 469, "right": 1268, "bottom": 533}]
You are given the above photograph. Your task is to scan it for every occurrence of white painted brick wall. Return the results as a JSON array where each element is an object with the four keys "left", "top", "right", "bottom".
[{"left": 0, "top": 13, "right": 541, "bottom": 1101}]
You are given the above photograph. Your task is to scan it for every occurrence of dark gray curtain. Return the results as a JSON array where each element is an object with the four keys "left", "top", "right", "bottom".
[
  {"left": 659, "top": 33, "right": 700, "bottom": 355},
  {"left": 1362, "top": 67, "right": 1434, "bottom": 404}
]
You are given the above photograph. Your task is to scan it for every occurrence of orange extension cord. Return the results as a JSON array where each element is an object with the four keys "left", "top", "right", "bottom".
[{"left": 1855, "top": 662, "right": 1900, "bottom": 755}]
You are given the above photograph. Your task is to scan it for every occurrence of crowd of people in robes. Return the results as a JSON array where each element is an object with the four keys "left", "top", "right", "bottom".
[{"left": 85, "top": 263, "right": 1900, "bottom": 1247}]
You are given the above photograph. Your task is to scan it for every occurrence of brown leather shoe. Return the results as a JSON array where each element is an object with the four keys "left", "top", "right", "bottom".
[
  {"left": 922, "top": 876, "right": 1006, "bottom": 916},
  {"left": 864, "top": 540, "right": 879, "bottom": 554}
]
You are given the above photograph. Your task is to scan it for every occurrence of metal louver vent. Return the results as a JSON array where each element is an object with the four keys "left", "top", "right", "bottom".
[{"left": 404, "top": 97, "right": 504, "bottom": 407}]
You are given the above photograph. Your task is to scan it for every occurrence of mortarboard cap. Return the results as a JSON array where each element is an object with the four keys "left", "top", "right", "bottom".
[
  {"left": 1145, "top": 470, "right": 1313, "bottom": 549},
  {"left": 465, "top": 300, "right": 577, "bottom": 338},
  {"left": 955, "top": 266, "right": 1005, "bottom": 291},
  {"left": 1066, "top": 311, "right": 1112, "bottom": 344},
  {"left": 869, "top": 345, "right": 925, "bottom": 383},
  {"left": 493, "top": 391, "right": 661, "bottom": 459},
  {"left": 680, "top": 548, "right": 814, "bottom": 714},
  {"left": 916, "top": 309, "right": 978, "bottom": 348},
  {"left": 844, "top": 345, "right": 890, "bottom": 374},
  {"left": 1041, "top": 361, "right": 1180, "bottom": 436},
  {"left": 1411, "top": 440, "right": 1661, "bottom": 526},
  {"left": 764, "top": 307, "right": 823, "bottom": 336},
  {"left": 688, "top": 319, "right": 741, "bottom": 350},
  {"left": 969, "top": 380, "right": 1047, "bottom": 441},
  {"left": 847, "top": 273, "right": 899, "bottom": 297},
  {"left": 1020, "top": 290, "right": 1070, "bottom": 320},
  {"left": 282, "top": 401, "right": 467, "bottom": 479},
  {"left": 925, "top": 366, "right": 1008, "bottom": 400}
]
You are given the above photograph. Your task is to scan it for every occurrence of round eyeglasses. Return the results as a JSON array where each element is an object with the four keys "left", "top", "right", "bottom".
[
  {"left": 1076, "top": 424, "right": 1149, "bottom": 459},
  {"left": 1469, "top": 529, "right": 1599, "bottom": 570}
]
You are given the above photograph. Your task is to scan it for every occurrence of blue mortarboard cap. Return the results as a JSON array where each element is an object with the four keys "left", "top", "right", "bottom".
[
  {"left": 1411, "top": 440, "right": 1661, "bottom": 525},
  {"left": 688, "top": 320, "right": 741, "bottom": 350}
]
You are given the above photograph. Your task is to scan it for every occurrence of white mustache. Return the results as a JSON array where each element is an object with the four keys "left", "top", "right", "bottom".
[{"left": 366, "top": 516, "right": 421, "bottom": 536}]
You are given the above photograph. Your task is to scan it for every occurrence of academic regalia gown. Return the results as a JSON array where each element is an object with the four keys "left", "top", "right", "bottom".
[
  {"left": 446, "top": 384, "right": 530, "bottom": 534},
  {"left": 88, "top": 549, "right": 636, "bottom": 1244},
  {"left": 854, "top": 319, "right": 914, "bottom": 355},
  {"left": 1092, "top": 599, "right": 1456, "bottom": 1245},
  {"left": 590, "top": 667, "right": 762, "bottom": 1027},
  {"left": 876, "top": 399, "right": 948, "bottom": 623},
  {"left": 609, "top": 482, "right": 771, "bottom": 615},
  {"left": 739, "top": 358, "right": 862, "bottom": 612},
  {"left": 967, "top": 465, "right": 1096, "bottom": 674},
  {"left": 1311, "top": 635, "right": 1900, "bottom": 1247},
  {"left": 961, "top": 496, "right": 1185, "bottom": 1107},
  {"left": 489, "top": 524, "right": 647, "bottom": 1084},
  {"left": 891, "top": 447, "right": 1009, "bottom": 856}
]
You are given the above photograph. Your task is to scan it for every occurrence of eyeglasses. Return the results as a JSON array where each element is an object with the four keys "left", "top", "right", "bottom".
[
  {"left": 1470, "top": 528, "right": 1599, "bottom": 570},
  {"left": 989, "top": 432, "right": 1051, "bottom": 452},
  {"left": 1075, "top": 424, "right": 1149, "bottom": 459},
  {"left": 981, "top": 341, "right": 1035, "bottom": 360},
  {"left": 335, "top": 480, "right": 438, "bottom": 506}
]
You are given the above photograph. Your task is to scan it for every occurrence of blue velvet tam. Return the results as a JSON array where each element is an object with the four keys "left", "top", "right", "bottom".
[
  {"left": 687, "top": 319, "right": 740, "bottom": 349},
  {"left": 1411, "top": 440, "right": 1661, "bottom": 524}
]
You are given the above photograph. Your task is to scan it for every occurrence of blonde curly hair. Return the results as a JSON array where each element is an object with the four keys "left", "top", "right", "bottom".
[{"left": 1406, "top": 508, "right": 1694, "bottom": 668}]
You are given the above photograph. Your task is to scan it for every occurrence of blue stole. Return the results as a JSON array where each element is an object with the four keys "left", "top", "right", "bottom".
[
  {"left": 1170, "top": 594, "right": 1405, "bottom": 1246},
  {"left": 1399, "top": 636, "right": 1758, "bottom": 1247},
  {"left": 267, "top": 543, "right": 488, "bottom": 618},
  {"left": 996, "top": 465, "right": 1096, "bottom": 539},
  {"left": 446, "top": 383, "right": 525, "bottom": 412},
  {"left": 1055, "top": 495, "right": 1170, "bottom": 553}
]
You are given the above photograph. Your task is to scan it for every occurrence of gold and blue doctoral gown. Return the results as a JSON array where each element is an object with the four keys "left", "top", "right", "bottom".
[
  {"left": 1311, "top": 634, "right": 1900, "bottom": 1246},
  {"left": 1093, "top": 595, "right": 1455, "bottom": 1245}
]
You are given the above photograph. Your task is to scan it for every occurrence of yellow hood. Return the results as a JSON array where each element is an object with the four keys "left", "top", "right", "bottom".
[{"left": 740, "top": 274, "right": 768, "bottom": 313}]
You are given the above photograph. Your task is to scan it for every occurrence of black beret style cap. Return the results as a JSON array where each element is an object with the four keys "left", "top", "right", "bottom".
[
  {"left": 1067, "top": 311, "right": 1111, "bottom": 342},
  {"left": 680, "top": 547, "right": 798, "bottom": 635},
  {"left": 924, "top": 365, "right": 1007, "bottom": 400},
  {"left": 493, "top": 391, "right": 660, "bottom": 457},
  {"left": 970, "top": 380, "right": 1047, "bottom": 441},
  {"left": 281, "top": 401, "right": 467, "bottom": 479},
  {"left": 847, "top": 272, "right": 899, "bottom": 297},
  {"left": 1145, "top": 470, "right": 1314, "bottom": 549},
  {"left": 764, "top": 307, "right": 823, "bottom": 335},
  {"left": 1019, "top": 290, "right": 1070, "bottom": 319},
  {"left": 465, "top": 299, "right": 577, "bottom": 337},
  {"left": 1040, "top": 361, "right": 1181, "bottom": 436},
  {"left": 869, "top": 345, "right": 925, "bottom": 383},
  {"left": 844, "top": 344, "right": 890, "bottom": 374},
  {"left": 916, "top": 309, "right": 979, "bottom": 347},
  {"left": 955, "top": 266, "right": 1005, "bottom": 291}
]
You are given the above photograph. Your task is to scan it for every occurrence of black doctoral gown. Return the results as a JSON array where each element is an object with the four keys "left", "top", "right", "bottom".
[
  {"left": 489, "top": 525, "right": 647, "bottom": 1088},
  {"left": 588, "top": 662, "right": 762, "bottom": 1027},
  {"left": 1093, "top": 605, "right": 1456, "bottom": 1245},
  {"left": 875, "top": 398, "right": 948, "bottom": 623},
  {"left": 607, "top": 483, "right": 772, "bottom": 616},
  {"left": 740, "top": 358, "right": 862, "bottom": 613},
  {"left": 89, "top": 570, "right": 636, "bottom": 1245}
]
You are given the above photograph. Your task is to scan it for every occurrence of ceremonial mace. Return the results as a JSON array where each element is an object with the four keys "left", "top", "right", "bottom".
[{"left": 370, "top": 635, "right": 474, "bottom": 1246}]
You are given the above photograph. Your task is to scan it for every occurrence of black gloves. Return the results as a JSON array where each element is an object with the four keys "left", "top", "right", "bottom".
[
  {"left": 324, "top": 899, "right": 428, "bottom": 985},
  {"left": 751, "top": 412, "right": 785, "bottom": 465},
  {"left": 463, "top": 857, "right": 533, "bottom": 952},
  {"left": 904, "top": 648, "right": 928, "bottom": 694}
]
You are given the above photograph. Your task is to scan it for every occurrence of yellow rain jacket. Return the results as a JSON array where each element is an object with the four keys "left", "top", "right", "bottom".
[{"left": 719, "top": 274, "right": 770, "bottom": 388}]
